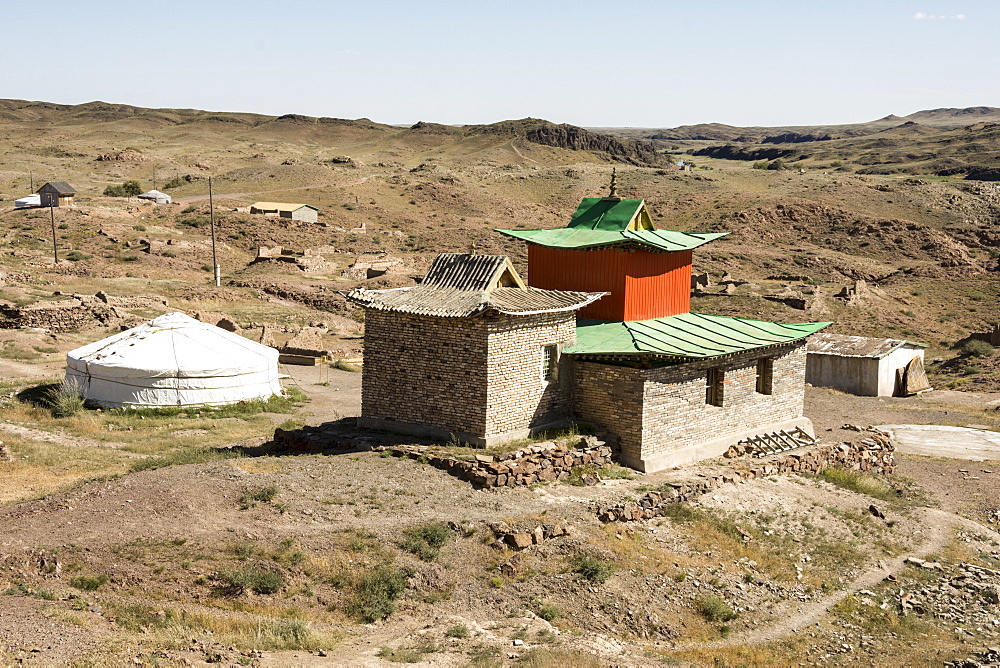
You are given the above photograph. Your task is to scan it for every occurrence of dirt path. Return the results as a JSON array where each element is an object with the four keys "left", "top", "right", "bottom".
[
  {"left": 0, "top": 423, "right": 139, "bottom": 455},
  {"left": 509, "top": 139, "right": 539, "bottom": 165},
  {"left": 677, "top": 507, "right": 999, "bottom": 650}
]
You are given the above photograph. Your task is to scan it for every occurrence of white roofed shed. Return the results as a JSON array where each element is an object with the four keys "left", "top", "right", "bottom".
[{"left": 806, "top": 333, "right": 929, "bottom": 397}]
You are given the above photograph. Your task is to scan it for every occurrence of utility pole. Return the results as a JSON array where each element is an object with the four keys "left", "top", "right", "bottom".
[
  {"left": 29, "top": 172, "right": 33, "bottom": 193},
  {"left": 152, "top": 166, "right": 156, "bottom": 191},
  {"left": 209, "top": 177, "right": 220, "bottom": 287},
  {"left": 49, "top": 204, "right": 58, "bottom": 263}
]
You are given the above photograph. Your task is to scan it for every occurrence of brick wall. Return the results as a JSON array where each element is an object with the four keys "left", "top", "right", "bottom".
[
  {"left": 361, "top": 309, "right": 577, "bottom": 443},
  {"left": 362, "top": 310, "right": 489, "bottom": 435},
  {"left": 484, "top": 312, "right": 576, "bottom": 435},
  {"left": 573, "top": 342, "right": 809, "bottom": 469}
]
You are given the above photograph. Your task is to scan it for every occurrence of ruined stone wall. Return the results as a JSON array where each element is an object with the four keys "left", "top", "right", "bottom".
[
  {"left": 484, "top": 312, "right": 576, "bottom": 436},
  {"left": 361, "top": 310, "right": 489, "bottom": 436},
  {"left": 0, "top": 305, "right": 101, "bottom": 331},
  {"left": 597, "top": 438, "right": 894, "bottom": 523}
]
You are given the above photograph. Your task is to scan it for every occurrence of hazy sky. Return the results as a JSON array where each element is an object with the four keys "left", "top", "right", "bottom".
[{"left": 2, "top": 0, "right": 995, "bottom": 128}]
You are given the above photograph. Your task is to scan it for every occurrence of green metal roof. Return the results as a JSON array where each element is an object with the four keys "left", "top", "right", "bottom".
[
  {"left": 565, "top": 312, "right": 831, "bottom": 360},
  {"left": 495, "top": 227, "right": 727, "bottom": 252},
  {"left": 569, "top": 197, "right": 645, "bottom": 230}
]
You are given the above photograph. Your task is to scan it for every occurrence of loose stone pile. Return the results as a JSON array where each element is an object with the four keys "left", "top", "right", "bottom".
[
  {"left": 486, "top": 521, "right": 574, "bottom": 551},
  {"left": 271, "top": 427, "right": 614, "bottom": 489},
  {"left": 401, "top": 437, "right": 613, "bottom": 489},
  {"left": 596, "top": 439, "right": 895, "bottom": 523}
]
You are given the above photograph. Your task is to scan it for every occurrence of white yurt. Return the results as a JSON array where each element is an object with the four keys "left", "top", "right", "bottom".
[
  {"left": 65, "top": 312, "right": 282, "bottom": 408},
  {"left": 137, "top": 190, "right": 171, "bottom": 204}
]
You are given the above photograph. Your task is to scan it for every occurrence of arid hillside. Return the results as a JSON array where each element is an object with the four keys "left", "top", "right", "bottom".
[{"left": 0, "top": 99, "right": 999, "bottom": 666}]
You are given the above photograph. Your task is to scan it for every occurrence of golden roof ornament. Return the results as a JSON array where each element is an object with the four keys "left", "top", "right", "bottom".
[{"left": 604, "top": 167, "right": 622, "bottom": 201}]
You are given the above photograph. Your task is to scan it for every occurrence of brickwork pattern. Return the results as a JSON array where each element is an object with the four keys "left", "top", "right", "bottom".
[
  {"left": 362, "top": 310, "right": 489, "bottom": 435},
  {"left": 573, "top": 342, "right": 808, "bottom": 463},
  {"left": 484, "top": 312, "right": 576, "bottom": 435},
  {"left": 362, "top": 309, "right": 577, "bottom": 441}
]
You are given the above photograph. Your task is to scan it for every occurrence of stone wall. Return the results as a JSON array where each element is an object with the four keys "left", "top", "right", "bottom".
[
  {"left": 362, "top": 310, "right": 488, "bottom": 437},
  {"left": 596, "top": 437, "right": 895, "bottom": 523},
  {"left": 573, "top": 342, "right": 809, "bottom": 471},
  {"left": 0, "top": 305, "right": 103, "bottom": 331},
  {"left": 360, "top": 309, "right": 577, "bottom": 445},
  {"left": 485, "top": 312, "right": 576, "bottom": 436}
]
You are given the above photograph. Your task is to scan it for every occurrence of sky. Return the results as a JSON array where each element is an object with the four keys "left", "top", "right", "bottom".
[{"left": 1, "top": 0, "right": 996, "bottom": 128}]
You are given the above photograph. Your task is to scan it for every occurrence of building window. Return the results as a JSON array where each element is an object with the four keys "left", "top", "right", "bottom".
[
  {"left": 705, "top": 367, "right": 724, "bottom": 406},
  {"left": 756, "top": 357, "right": 774, "bottom": 395},
  {"left": 541, "top": 344, "right": 558, "bottom": 381}
]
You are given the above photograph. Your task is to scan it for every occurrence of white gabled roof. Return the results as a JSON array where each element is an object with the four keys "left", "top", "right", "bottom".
[{"left": 807, "top": 332, "right": 926, "bottom": 359}]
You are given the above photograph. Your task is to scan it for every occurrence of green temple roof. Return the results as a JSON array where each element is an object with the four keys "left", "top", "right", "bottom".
[
  {"left": 495, "top": 227, "right": 727, "bottom": 252},
  {"left": 568, "top": 197, "right": 647, "bottom": 231},
  {"left": 565, "top": 313, "right": 831, "bottom": 360}
]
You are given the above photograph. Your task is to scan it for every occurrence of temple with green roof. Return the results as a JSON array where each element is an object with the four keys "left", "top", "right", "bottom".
[{"left": 496, "top": 172, "right": 831, "bottom": 471}]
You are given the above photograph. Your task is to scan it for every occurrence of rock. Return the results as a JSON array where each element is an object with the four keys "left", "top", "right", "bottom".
[
  {"left": 868, "top": 504, "right": 886, "bottom": 520},
  {"left": 505, "top": 533, "right": 533, "bottom": 550},
  {"left": 0, "top": 441, "right": 10, "bottom": 462}
]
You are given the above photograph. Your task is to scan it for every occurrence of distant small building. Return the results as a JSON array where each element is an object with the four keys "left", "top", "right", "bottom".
[
  {"left": 806, "top": 333, "right": 929, "bottom": 397},
  {"left": 249, "top": 201, "right": 318, "bottom": 223},
  {"left": 138, "top": 189, "right": 171, "bottom": 204},
  {"left": 14, "top": 194, "right": 40, "bottom": 208},
  {"left": 36, "top": 182, "right": 76, "bottom": 207}
]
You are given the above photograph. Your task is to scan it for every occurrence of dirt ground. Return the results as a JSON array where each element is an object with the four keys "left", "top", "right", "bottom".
[{"left": 2, "top": 371, "right": 1000, "bottom": 666}]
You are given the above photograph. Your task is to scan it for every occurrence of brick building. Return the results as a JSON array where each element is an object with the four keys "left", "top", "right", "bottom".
[
  {"left": 346, "top": 253, "right": 604, "bottom": 446},
  {"left": 352, "top": 176, "right": 830, "bottom": 472}
]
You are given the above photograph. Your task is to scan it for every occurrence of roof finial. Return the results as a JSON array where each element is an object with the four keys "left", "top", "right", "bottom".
[{"left": 608, "top": 167, "right": 619, "bottom": 198}]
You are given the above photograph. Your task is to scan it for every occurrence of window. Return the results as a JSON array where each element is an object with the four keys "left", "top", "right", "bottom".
[
  {"left": 705, "top": 368, "right": 724, "bottom": 406},
  {"left": 756, "top": 357, "right": 774, "bottom": 395},
  {"left": 541, "top": 344, "right": 558, "bottom": 382}
]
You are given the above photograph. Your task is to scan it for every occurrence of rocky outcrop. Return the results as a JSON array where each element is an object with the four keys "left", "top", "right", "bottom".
[{"left": 691, "top": 144, "right": 797, "bottom": 161}]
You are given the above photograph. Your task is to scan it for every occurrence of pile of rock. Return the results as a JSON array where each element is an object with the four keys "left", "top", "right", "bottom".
[
  {"left": 486, "top": 520, "right": 573, "bottom": 551},
  {"left": 597, "top": 440, "right": 895, "bottom": 523}
]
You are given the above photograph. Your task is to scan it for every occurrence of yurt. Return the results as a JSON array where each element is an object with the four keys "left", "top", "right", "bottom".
[
  {"left": 65, "top": 312, "right": 282, "bottom": 408},
  {"left": 138, "top": 190, "right": 171, "bottom": 204}
]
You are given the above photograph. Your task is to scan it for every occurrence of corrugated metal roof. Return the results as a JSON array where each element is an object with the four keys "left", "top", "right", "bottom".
[
  {"left": 37, "top": 181, "right": 76, "bottom": 194},
  {"left": 568, "top": 198, "right": 645, "bottom": 230},
  {"left": 807, "top": 332, "right": 927, "bottom": 359},
  {"left": 565, "top": 313, "right": 831, "bottom": 360},
  {"left": 344, "top": 285, "right": 604, "bottom": 318},
  {"left": 250, "top": 202, "right": 318, "bottom": 212},
  {"left": 495, "top": 227, "right": 727, "bottom": 252},
  {"left": 422, "top": 253, "right": 520, "bottom": 290}
]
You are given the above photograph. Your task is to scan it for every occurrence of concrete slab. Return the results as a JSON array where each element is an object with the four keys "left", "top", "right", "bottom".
[{"left": 877, "top": 424, "right": 1000, "bottom": 461}]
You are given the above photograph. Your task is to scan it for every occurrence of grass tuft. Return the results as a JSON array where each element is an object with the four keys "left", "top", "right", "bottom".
[
  {"left": 400, "top": 522, "right": 451, "bottom": 561},
  {"left": 346, "top": 564, "right": 411, "bottom": 623},
  {"left": 569, "top": 553, "right": 616, "bottom": 583}
]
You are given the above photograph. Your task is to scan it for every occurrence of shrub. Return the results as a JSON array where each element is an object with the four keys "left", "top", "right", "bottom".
[
  {"left": 535, "top": 602, "right": 561, "bottom": 622},
  {"left": 162, "top": 250, "right": 177, "bottom": 258},
  {"left": 45, "top": 379, "right": 86, "bottom": 418},
  {"left": 216, "top": 562, "right": 286, "bottom": 595},
  {"left": 347, "top": 565, "right": 411, "bottom": 622},
  {"left": 65, "top": 250, "right": 86, "bottom": 262},
  {"left": 70, "top": 574, "right": 108, "bottom": 591},
  {"left": 698, "top": 595, "right": 737, "bottom": 622},
  {"left": 401, "top": 522, "right": 451, "bottom": 561},
  {"left": 963, "top": 340, "right": 995, "bottom": 358},
  {"left": 570, "top": 553, "right": 616, "bottom": 583},
  {"left": 162, "top": 177, "right": 184, "bottom": 190},
  {"left": 133, "top": 225, "right": 147, "bottom": 232},
  {"left": 332, "top": 359, "right": 362, "bottom": 372},
  {"left": 103, "top": 185, "right": 126, "bottom": 197},
  {"left": 239, "top": 485, "right": 278, "bottom": 509},
  {"left": 444, "top": 624, "right": 469, "bottom": 638}
]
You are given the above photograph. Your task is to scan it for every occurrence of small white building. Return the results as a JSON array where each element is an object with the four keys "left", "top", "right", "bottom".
[
  {"left": 806, "top": 333, "right": 929, "bottom": 397},
  {"left": 249, "top": 201, "right": 318, "bottom": 223}
]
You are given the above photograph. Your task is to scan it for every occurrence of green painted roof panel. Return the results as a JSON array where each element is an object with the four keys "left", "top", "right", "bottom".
[
  {"left": 568, "top": 197, "right": 645, "bottom": 230},
  {"left": 565, "top": 313, "right": 831, "bottom": 359},
  {"left": 495, "top": 227, "right": 727, "bottom": 252}
]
